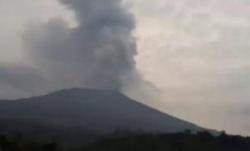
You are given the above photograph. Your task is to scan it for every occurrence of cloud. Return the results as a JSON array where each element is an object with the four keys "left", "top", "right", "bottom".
[
  {"left": 0, "top": 0, "right": 73, "bottom": 63},
  {"left": 127, "top": 0, "right": 250, "bottom": 135}
]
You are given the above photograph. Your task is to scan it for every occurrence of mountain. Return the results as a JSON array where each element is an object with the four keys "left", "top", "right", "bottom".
[{"left": 0, "top": 88, "right": 203, "bottom": 135}]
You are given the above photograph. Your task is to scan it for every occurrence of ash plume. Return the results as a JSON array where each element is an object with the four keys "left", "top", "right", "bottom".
[{"left": 20, "top": 0, "right": 159, "bottom": 101}]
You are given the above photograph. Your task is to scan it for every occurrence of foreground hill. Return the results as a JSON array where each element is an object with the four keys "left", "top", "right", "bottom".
[
  {"left": 0, "top": 88, "right": 202, "bottom": 136},
  {"left": 1, "top": 132, "right": 249, "bottom": 151},
  {"left": 82, "top": 132, "right": 250, "bottom": 151}
]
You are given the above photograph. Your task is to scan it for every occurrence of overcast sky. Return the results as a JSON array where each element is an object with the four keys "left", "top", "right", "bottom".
[{"left": 0, "top": 0, "right": 250, "bottom": 135}]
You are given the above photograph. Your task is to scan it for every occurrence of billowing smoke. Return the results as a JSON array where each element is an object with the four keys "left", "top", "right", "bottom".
[{"left": 17, "top": 0, "right": 158, "bottom": 101}]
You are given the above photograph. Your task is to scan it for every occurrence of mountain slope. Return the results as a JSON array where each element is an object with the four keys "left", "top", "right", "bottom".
[{"left": 0, "top": 88, "right": 202, "bottom": 134}]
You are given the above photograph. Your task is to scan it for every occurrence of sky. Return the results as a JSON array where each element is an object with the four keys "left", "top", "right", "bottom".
[{"left": 0, "top": 0, "right": 250, "bottom": 135}]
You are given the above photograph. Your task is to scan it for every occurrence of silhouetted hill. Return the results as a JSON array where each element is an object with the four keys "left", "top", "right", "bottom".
[{"left": 0, "top": 88, "right": 203, "bottom": 135}]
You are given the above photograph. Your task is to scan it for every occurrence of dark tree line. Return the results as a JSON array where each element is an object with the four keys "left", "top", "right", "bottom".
[
  {"left": 0, "top": 135, "right": 59, "bottom": 151},
  {"left": 82, "top": 131, "right": 250, "bottom": 151},
  {"left": 1, "top": 131, "right": 250, "bottom": 151}
]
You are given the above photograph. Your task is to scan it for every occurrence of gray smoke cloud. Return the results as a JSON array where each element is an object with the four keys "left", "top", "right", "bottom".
[{"left": 16, "top": 0, "right": 157, "bottom": 101}]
